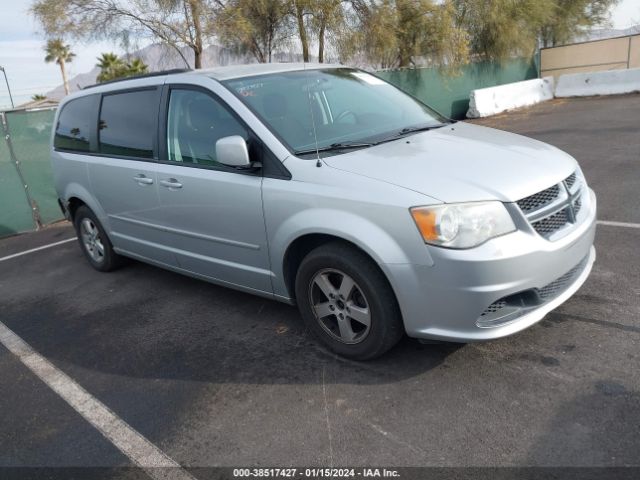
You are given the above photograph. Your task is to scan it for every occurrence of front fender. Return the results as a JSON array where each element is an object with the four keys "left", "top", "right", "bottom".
[{"left": 269, "top": 208, "right": 433, "bottom": 298}]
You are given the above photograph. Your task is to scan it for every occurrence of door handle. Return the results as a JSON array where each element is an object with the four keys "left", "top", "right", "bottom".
[
  {"left": 133, "top": 174, "right": 154, "bottom": 185},
  {"left": 159, "top": 178, "right": 183, "bottom": 189}
]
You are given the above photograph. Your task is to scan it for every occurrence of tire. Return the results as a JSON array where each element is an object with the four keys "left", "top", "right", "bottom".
[
  {"left": 74, "top": 205, "right": 123, "bottom": 272},
  {"left": 295, "top": 242, "right": 404, "bottom": 360}
]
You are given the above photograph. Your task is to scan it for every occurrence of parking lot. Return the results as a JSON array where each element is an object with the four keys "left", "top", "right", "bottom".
[{"left": 1, "top": 94, "right": 639, "bottom": 477}]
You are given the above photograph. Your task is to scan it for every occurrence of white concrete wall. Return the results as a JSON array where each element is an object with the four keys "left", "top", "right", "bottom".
[
  {"left": 466, "top": 77, "right": 554, "bottom": 118},
  {"left": 555, "top": 67, "right": 640, "bottom": 97}
]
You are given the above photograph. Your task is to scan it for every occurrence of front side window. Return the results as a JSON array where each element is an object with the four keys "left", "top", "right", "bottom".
[
  {"left": 166, "top": 89, "right": 248, "bottom": 167},
  {"left": 54, "top": 95, "right": 97, "bottom": 152},
  {"left": 223, "top": 68, "right": 446, "bottom": 156},
  {"left": 98, "top": 89, "right": 157, "bottom": 159}
]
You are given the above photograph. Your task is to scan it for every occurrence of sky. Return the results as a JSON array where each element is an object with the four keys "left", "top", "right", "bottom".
[
  {"left": 1, "top": 0, "right": 640, "bottom": 109},
  {"left": 0, "top": 0, "right": 129, "bottom": 108}
]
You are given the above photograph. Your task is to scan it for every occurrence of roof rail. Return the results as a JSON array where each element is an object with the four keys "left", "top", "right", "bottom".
[{"left": 83, "top": 68, "right": 192, "bottom": 90}]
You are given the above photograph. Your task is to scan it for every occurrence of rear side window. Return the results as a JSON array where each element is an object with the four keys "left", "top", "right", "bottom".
[
  {"left": 54, "top": 95, "right": 96, "bottom": 152},
  {"left": 98, "top": 89, "right": 157, "bottom": 159}
]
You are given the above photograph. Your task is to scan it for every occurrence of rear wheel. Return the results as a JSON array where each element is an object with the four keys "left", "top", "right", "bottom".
[
  {"left": 74, "top": 205, "right": 123, "bottom": 272},
  {"left": 295, "top": 242, "right": 404, "bottom": 360}
]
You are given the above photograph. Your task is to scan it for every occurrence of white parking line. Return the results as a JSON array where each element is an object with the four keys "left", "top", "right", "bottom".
[
  {"left": 0, "top": 238, "right": 77, "bottom": 263},
  {"left": 597, "top": 220, "right": 640, "bottom": 229},
  {"left": 0, "top": 322, "right": 196, "bottom": 480}
]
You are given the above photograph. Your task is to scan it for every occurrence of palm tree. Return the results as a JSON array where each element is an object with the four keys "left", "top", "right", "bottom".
[
  {"left": 31, "top": 94, "right": 47, "bottom": 101},
  {"left": 96, "top": 53, "right": 126, "bottom": 83},
  {"left": 44, "top": 39, "right": 75, "bottom": 96},
  {"left": 126, "top": 58, "right": 149, "bottom": 76},
  {"left": 96, "top": 54, "right": 149, "bottom": 82}
]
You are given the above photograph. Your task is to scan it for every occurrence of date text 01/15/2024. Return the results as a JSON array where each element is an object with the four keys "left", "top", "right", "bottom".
[{"left": 232, "top": 468, "right": 401, "bottom": 478}]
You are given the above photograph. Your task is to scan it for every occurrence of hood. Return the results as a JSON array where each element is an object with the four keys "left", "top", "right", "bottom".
[{"left": 323, "top": 122, "right": 577, "bottom": 203}]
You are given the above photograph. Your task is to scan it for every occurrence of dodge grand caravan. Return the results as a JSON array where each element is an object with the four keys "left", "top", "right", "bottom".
[{"left": 51, "top": 64, "right": 596, "bottom": 359}]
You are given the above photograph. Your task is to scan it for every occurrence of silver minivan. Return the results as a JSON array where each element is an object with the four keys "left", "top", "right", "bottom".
[{"left": 51, "top": 64, "right": 596, "bottom": 359}]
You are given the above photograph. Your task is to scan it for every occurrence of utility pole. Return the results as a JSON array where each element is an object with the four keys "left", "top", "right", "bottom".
[{"left": 0, "top": 66, "right": 15, "bottom": 109}]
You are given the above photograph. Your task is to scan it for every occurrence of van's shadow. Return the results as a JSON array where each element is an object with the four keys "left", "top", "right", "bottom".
[{"left": 4, "top": 258, "right": 462, "bottom": 386}]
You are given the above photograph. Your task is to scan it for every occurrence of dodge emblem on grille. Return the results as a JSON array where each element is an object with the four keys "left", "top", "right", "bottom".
[{"left": 562, "top": 178, "right": 581, "bottom": 223}]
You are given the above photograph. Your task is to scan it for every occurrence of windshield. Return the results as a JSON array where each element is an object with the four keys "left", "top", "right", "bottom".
[{"left": 223, "top": 68, "right": 447, "bottom": 157}]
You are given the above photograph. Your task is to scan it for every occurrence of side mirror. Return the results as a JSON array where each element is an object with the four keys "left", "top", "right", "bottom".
[{"left": 216, "top": 135, "right": 250, "bottom": 168}]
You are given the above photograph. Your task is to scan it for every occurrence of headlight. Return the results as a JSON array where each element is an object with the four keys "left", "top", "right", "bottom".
[{"left": 410, "top": 201, "right": 516, "bottom": 249}]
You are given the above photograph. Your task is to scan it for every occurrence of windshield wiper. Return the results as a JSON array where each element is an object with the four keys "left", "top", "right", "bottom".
[
  {"left": 293, "top": 123, "right": 451, "bottom": 156},
  {"left": 294, "top": 141, "right": 375, "bottom": 156},
  {"left": 399, "top": 123, "right": 448, "bottom": 135},
  {"left": 372, "top": 123, "right": 449, "bottom": 146}
]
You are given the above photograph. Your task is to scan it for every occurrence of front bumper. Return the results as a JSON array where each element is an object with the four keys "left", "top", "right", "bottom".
[{"left": 386, "top": 188, "right": 597, "bottom": 342}]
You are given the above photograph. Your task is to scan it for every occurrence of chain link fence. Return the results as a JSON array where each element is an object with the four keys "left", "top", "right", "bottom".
[{"left": 0, "top": 108, "right": 63, "bottom": 238}]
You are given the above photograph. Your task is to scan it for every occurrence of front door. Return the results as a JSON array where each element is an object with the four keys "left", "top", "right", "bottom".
[{"left": 154, "top": 86, "right": 272, "bottom": 294}]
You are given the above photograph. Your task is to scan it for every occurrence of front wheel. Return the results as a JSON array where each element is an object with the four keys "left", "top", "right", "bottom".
[{"left": 295, "top": 242, "right": 404, "bottom": 360}]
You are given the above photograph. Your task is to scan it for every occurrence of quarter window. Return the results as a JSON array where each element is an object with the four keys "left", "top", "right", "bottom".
[
  {"left": 166, "top": 89, "right": 248, "bottom": 167},
  {"left": 54, "top": 95, "right": 96, "bottom": 152},
  {"left": 98, "top": 89, "right": 157, "bottom": 159}
]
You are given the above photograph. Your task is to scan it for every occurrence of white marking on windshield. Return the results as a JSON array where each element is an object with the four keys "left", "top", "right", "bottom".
[{"left": 351, "top": 72, "right": 386, "bottom": 85}]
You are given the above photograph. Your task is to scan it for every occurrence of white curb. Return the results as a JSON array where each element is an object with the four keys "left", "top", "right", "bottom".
[
  {"left": 466, "top": 77, "right": 555, "bottom": 118},
  {"left": 555, "top": 67, "right": 640, "bottom": 97}
]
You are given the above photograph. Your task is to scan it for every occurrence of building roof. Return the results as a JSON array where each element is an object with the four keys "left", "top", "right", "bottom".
[{"left": 11, "top": 98, "right": 59, "bottom": 111}]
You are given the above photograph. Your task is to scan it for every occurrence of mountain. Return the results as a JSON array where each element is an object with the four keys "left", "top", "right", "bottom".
[
  {"left": 46, "top": 43, "right": 310, "bottom": 100},
  {"left": 574, "top": 25, "right": 640, "bottom": 43},
  {"left": 46, "top": 67, "right": 102, "bottom": 99}
]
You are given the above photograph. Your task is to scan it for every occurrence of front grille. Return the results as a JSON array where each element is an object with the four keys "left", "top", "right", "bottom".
[
  {"left": 517, "top": 184, "right": 561, "bottom": 214},
  {"left": 574, "top": 195, "right": 582, "bottom": 215},
  {"left": 517, "top": 171, "right": 584, "bottom": 240},
  {"left": 532, "top": 209, "right": 569, "bottom": 236},
  {"left": 537, "top": 255, "right": 589, "bottom": 300}
]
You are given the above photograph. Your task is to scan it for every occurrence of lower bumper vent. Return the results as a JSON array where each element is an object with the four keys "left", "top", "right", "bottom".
[{"left": 477, "top": 254, "right": 590, "bottom": 328}]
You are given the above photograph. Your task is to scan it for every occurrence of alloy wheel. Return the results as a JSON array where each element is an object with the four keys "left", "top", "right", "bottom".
[
  {"left": 308, "top": 268, "right": 371, "bottom": 344},
  {"left": 80, "top": 218, "right": 105, "bottom": 263}
]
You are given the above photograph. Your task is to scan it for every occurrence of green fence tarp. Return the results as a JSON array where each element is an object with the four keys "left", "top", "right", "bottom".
[
  {"left": 5, "top": 110, "right": 61, "bottom": 225},
  {"left": 0, "top": 116, "right": 37, "bottom": 237},
  {"left": 0, "top": 109, "right": 60, "bottom": 238},
  {"left": 377, "top": 57, "right": 538, "bottom": 119}
]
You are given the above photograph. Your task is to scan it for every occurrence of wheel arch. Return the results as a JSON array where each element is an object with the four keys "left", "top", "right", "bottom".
[
  {"left": 62, "top": 183, "right": 109, "bottom": 227},
  {"left": 277, "top": 214, "right": 411, "bottom": 303},
  {"left": 67, "top": 196, "right": 86, "bottom": 221},
  {"left": 283, "top": 233, "right": 358, "bottom": 302}
]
